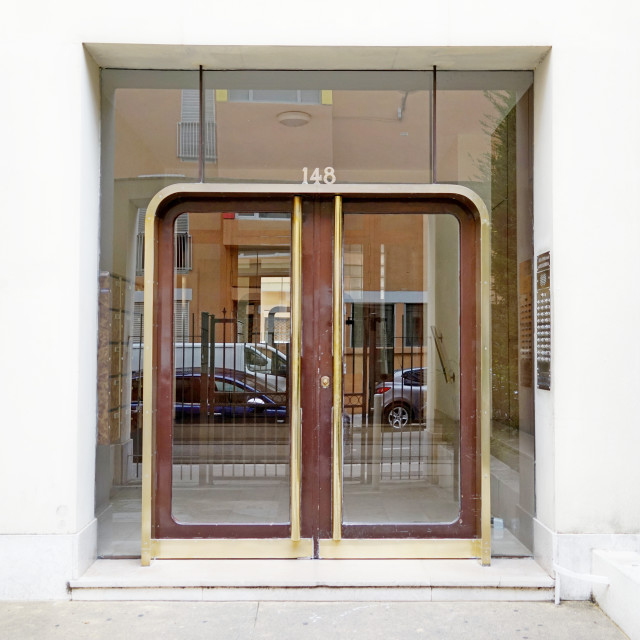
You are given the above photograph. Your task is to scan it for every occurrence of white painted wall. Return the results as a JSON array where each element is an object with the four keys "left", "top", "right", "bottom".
[
  {"left": 0, "top": 43, "right": 100, "bottom": 535},
  {"left": 545, "top": 45, "right": 640, "bottom": 535},
  {"left": 1, "top": 0, "right": 640, "bottom": 598},
  {"left": 0, "top": 38, "right": 100, "bottom": 597}
]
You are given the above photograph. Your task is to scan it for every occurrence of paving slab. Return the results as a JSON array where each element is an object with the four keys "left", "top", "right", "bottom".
[{"left": 0, "top": 600, "right": 629, "bottom": 640}]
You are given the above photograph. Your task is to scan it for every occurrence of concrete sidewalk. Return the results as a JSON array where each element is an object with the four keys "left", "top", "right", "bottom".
[{"left": 0, "top": 600, "right": 629, "bottom": 640}]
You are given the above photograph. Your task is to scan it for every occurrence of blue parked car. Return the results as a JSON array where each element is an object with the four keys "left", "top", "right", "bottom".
[
  {"left": 132, "top": 368, "right": 288, "bottom": 425},
  {"left": 131, "top": 368, "right": 351, "bottom": 461}
]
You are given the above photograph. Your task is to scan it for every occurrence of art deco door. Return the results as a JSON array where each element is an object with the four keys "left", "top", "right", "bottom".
[{"left": 140, "top": 184, "right": 489, "bottom": 564}]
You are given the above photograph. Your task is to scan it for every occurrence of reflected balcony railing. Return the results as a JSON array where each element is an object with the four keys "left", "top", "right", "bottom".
[
  {"left": 136, "top": 232, "right": 192, "bottom": 276},
  {"left": 176, "top": 120, "right": 216, "bottom": 161}
]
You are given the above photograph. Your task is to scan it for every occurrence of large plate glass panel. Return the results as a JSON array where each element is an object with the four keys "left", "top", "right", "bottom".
[
  {"left": 342, "top": 212, "right": 460, "bottom": 525},
  {"left": 166, "top": 210, "right": 291, "bottom": 525},
  {"left": 97, "top": 70, "right": 198, "bottom": 557},
  {"left": 437, "top": 71, "right": 535, "bottom": 554},
  {"left": 204, "top": 71, "right": 432, "bottom": 185}
]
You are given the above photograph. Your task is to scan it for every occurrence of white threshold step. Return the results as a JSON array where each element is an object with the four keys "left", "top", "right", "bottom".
[{"left": 70, "top": 558, "right": 554, "bottom": 602}]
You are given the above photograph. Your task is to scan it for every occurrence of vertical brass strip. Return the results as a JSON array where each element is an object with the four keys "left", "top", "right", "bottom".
[
  {"left": 332, "top": 195, "right": 344, "bottom": 540},
  {"left": 290, "top": 196, "right": 302, "bottom": 541},
  {"left": 141, "top": 207, "right": 157, "bottom": 566},
  {"left": 479, "top": 211, "right": 492, "bottom": 565}
]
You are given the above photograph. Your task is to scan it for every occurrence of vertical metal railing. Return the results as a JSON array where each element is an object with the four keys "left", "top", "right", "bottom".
[{"left": 341, "top": 320, "right": 432, "bottom": 483}]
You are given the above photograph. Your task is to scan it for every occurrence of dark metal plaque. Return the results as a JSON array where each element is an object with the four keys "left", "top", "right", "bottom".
[
  {"left": 519, "top": 259, "right": 533, "bottom": 388},
  {"left": 536, "top": 252, "right": 551, "bottom": 390}
]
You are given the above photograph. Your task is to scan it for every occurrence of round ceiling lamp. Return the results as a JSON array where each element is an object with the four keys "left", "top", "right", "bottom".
[{"left": 277, "top": 111, "right": 311, "bottom": 127}]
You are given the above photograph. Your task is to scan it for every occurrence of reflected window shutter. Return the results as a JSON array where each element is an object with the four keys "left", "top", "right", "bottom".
[
  {"left": 134, "top": 300, "right": 189, "bottom": 342},
  {"left": 175, "top": 213, "right": 189, "bottom": 234},
  {"left": 174, "top": 300, "right": 190, "bottom": 342},
  {"left": 181, "top": 90, "right": 200, "bottom": 122},
  {"left": 181, "top": 90, "right": 215, "bottom": 121},
  {"left": 135, "top": 209, "right": 146, "bottom": 276},
  {"left": 133, "top": 301, "right": 144, "bottom": 343},
  {"left": 136, "top": 208, "right": 146, "bottom": 234}
]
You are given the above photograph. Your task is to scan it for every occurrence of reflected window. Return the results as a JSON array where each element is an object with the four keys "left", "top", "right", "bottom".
[
  {"left": 178, "top": 89, "right": 216, "bottom": 161},
  {"left": 350, "top": 303, "right": 395, "bottom": 349},
  {"left": 404, "top": 302, "right": 424, "bottom": 347},
  {"left": 228, "top": 89, "right": 322, "bottom": 104},
  {"left": 135, "top": 209, "right": 192, "bottom": 275}
]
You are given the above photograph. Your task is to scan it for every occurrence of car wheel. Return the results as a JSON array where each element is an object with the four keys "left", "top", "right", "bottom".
[{"left": 384, "top": 404, "right": 411, "bottom": 430}]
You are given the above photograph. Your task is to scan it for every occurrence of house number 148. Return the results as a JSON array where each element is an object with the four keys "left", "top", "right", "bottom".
[{"left": 301, "top": 167, "right": 336, "bottom": 185}]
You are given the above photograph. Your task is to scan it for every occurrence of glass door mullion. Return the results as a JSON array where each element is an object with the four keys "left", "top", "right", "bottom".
[
  {"left": 332, "top": 196, "right": 344, "bottom": 541},
  {"left": 290, "top": 196, "right": 302, "bottom": 541}
]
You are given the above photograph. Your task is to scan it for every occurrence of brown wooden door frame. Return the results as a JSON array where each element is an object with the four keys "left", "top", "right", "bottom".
[
  {"left": 299, "top": 196, "right": 480, "bottom": 553},
  {"left": 153, "top": 195, "right": 295, "bottom": 540},
  {"left": 300, "top": 197, "right": 334, "bottom": 556}
]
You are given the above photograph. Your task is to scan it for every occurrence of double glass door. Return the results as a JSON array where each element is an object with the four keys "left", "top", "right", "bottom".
[{"left": 141, "top": 185, "right": 488, "bottom": 562}]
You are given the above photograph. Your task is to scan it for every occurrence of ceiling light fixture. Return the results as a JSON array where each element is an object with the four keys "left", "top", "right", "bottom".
[{"left": 277, "top": 111, "right": 311, "bottom": 127}]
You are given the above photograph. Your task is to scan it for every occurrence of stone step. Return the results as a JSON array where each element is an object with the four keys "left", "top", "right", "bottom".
[
  {"left": 593, "top": 550, "right": 640, "bottom": 640},
  {"left": 70, "top": 558, "right": 554, "bottom": 602}
]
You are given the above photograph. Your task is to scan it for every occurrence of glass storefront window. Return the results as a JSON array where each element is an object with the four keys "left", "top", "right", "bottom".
[
  {"left": 97, "top": 68, "right": 534, "bottom": 558},
  {"left": 204, "top": 71, "right": 433, "bottom": 184},
  {"left": 437, "top": 71, "right": 535, "bottom": 553},
  {"left": 97, "top": 71, "right": 199, "bottom": 557}
]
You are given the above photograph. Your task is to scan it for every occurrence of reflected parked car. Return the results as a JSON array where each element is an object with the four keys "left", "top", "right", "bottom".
[
  {"left": 375, "top": 367, "right": 427, "bottom": 429},
  {"left": 130, "top": 369, "right": 288, "bottom": 460},
  {"left": 131, "top": 368, "right": 352, "bottom": 438},
  {"left": 131, "top": 368, "right": 288, "bottom": 425}
]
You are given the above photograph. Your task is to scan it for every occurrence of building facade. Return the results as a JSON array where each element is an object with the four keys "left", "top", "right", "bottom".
[{"left": 1, "top": 2, "right": 639, "bottom": 629}]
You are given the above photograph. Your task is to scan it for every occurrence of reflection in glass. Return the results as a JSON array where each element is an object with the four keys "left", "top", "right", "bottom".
[
  {"left": 97, "top": 71, "right": 200, "bottom": 557},
  {"left": 205, "top": 73, "right": 432, "bottom": 184},
  {"left": 437, "top": 72, "right": 535, "bottom": 554},
  {"left": 342, "top": 213, "right": 460, "bottom": 525},
  {"left": 169, "top": 211, "right": 291, "bottom": 525},
  {"left": 97, "top": 69, "right": 534, "bottom": 557}
]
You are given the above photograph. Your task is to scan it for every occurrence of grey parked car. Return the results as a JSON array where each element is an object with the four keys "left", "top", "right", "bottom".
[{"left": 375, "top": 367, "right": 427, "bottom": 429}]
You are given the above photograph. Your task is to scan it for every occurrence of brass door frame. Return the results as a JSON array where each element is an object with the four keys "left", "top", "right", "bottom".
[
  {"left": 324, "top": 194, "right": 489, "bottom": 563},
  {"left": 141, "top": 183, "right": 490, "bottom": 565}
]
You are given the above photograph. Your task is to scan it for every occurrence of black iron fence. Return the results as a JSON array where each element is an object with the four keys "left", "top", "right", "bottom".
[{"left": 129, "top": 311, "right": 454, "bottom": 484}]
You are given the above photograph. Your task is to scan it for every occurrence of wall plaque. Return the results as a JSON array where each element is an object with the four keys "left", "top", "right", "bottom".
[
  {"left": 519, "top": 259, "right": 533, "bottom": 388},
  {"left": 536, "top": 252, "right": 551, "bottom": 390}
]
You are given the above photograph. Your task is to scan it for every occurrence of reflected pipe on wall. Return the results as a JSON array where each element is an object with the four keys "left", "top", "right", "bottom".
[
  {"left": 431, "top": 65, "right": 437, "bottom": 184},
  {"left": 199, "top": 65, "right": 205, "bottom": 183}
]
